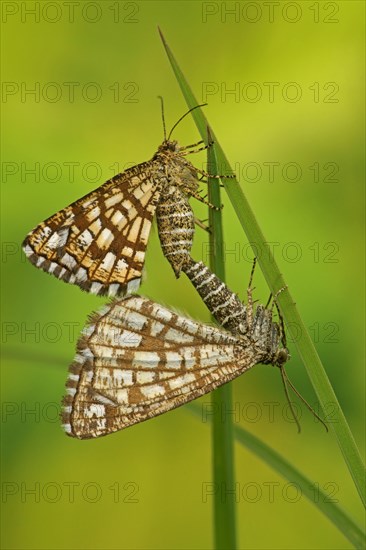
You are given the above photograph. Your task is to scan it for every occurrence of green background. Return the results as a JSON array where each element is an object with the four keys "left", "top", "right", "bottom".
[{"left": 1, "top": 1, "right": 364, "bottom": 549}]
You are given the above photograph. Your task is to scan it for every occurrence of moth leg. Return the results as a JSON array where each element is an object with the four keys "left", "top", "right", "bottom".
[
  {"left": 194, "top": 217, "right": 211, "bottom": 233},
  {"left": 246, "top": 258, "right": 258, "bottom": 330},
  {"left": 195, "top": 167, "right": 236, "bottom": 179},
  {"left": 272, "top": 286, "right": 288, "bottom": 348},
  {"left": 265, "top": 292, "right": 272, "bottom": 308},
  {"left": 180, "top": 140, "right": 205, "bottom": 150},
  {"left": 191, "top": 190, "right": 222, "bottom": 211},
  {"left": 198, "top": 175, "right": 225, "bottom": 189},
  {"left": 181, "top": 141, "right": 215, "bottom": 155},
  {"left": 266, "top": 285, "right": 288, "bottom": 348}
]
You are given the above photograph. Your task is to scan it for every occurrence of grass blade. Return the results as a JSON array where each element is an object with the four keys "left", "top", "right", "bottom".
[
  {"left": 158, "top": 25, "right": 366, "bottom": 511},
  {"left": 207, "top": 128, "right": 237, "bottom": 549}
]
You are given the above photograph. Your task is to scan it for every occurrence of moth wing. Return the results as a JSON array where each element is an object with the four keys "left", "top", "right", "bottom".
[
  {"left": 23, "top": 165, "right": 162, "bottom": 296},
  {"left": 62, "top": 296, "right": 254, "bottom": 439}
]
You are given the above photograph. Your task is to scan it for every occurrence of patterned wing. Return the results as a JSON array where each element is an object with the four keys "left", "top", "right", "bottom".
[
  {"left": 22, "top": 163, "right": 163, "bottom": 296},
  {"left": 62, "top": 296, "right": 258, "bottom": 439}
]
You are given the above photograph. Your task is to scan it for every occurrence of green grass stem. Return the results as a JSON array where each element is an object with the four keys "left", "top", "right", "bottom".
[{"left": 207, "top": 128, "right": 237, "bottom": 549}]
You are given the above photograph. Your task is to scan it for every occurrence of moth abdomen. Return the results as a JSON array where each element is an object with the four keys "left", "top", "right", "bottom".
[
  {"left": 182, "top": 258, "right": 247, "bottom": 334},
  {"left": 156, "top": 185, "right": 195, "bottom": 277}
]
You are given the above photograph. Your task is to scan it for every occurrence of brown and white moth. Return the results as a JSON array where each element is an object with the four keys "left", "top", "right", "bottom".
[
  {"left": 62, "top": 291, "right": 289, "bottom": 439},
  {"left": 62, "top": 261, "right": 327, "bottom": 439},
  {"left": 22, "top": 105, "right": 228, "bottom": 297}
]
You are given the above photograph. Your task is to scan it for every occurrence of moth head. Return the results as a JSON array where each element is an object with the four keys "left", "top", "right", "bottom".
[
  {"left": 274, "top": 347, "right": 290, "bottom": 368},
  {"left": 158, "top": 140, "right": 179, "bottom": 153}
]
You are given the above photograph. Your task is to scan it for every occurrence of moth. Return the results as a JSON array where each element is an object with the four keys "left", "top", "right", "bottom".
[
  {"left": 62, "top": 291, "right": 289, "bottom": 439},
  {"left": 22, "top": 104, "right": 229, "bottom": 297}
]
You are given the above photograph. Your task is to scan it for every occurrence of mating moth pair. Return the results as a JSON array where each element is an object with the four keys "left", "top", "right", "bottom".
[{"left": 23, "top": 106, "right": 291, "bottom": 439}]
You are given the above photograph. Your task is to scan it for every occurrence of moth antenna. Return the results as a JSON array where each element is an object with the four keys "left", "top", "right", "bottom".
[
  {"left": 157, "top": 96, "right": 167, "bottom": 141},
  {"left": 280, "top": 367, "right": 329, "bottom": 433},
  {"left": 280, "top": 366, "right": 301, "bottom": 433},
  {"left": 167, "top": 103, "right": 208, "bottom": 140}
]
